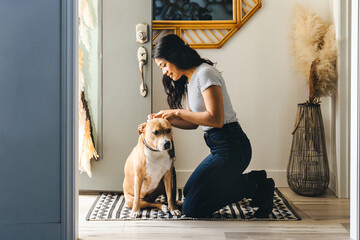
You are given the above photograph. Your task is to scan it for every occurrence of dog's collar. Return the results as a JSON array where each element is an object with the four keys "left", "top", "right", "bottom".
[
  {"left": 142, "top": 137, "right": 176, "bottom": 159},
  {"left": 142, "top": 137, "right": 160, "bottom": 152}
]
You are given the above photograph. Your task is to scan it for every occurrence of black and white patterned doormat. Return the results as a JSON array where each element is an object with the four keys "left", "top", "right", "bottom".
[{"left": 86, "top": 188, "right": 301, "bottom": 221}]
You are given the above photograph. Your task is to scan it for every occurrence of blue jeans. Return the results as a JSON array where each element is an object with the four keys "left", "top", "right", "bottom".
[{"left": 182, "top": 122, "right": 253, "bottom": 218}]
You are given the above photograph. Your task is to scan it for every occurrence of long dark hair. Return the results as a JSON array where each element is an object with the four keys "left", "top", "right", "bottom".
[{"left": 152, "top": 34, "right": 213, "bottom": 109}]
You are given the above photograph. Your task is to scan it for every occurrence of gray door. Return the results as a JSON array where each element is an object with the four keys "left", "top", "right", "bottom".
[
  {"left": 79, "top": 0, "right": 152, "bottom": 191},
  {"left": 0, "top": 1, "right": 67, "bottom": 239}
]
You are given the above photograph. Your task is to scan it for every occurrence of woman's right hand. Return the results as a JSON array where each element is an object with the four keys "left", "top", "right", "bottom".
[
  {"left": 148, "top": 111, "right": 198, "bottom": 129},
  {"left": 151, "top": 110, "right": 182, "bottom": 120},
  {"left": 147, "top": 113, "right": 155, "bottom": 121}
]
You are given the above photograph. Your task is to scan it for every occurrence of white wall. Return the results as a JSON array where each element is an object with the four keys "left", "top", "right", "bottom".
[{"left": 152, "top": 0, "right": 340, "bottom": 189}]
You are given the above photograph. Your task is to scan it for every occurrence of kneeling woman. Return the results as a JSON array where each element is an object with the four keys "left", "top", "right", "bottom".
[{"left": 149, "top": 34, "right": 274, "bottom": 218}]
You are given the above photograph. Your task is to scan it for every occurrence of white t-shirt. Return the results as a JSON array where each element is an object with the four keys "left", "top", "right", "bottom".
[{"left": 187, "top": 63, "right": 238, "bottom": 131}]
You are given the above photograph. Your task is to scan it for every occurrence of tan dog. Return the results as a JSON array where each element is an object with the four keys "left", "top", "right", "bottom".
[{"left": 123, "top": 118, "right": 181, "bottom": 218}]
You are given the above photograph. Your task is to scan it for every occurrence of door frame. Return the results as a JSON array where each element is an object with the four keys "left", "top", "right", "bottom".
[
  {"left": 61, "top": 1, "right": 360, "bottom": 239},
  {"left": 61, "top": 0, "right": 77, "bottom": 239},
  {"left": 350, "top": 0, "right": 359, "bottom": 239}
]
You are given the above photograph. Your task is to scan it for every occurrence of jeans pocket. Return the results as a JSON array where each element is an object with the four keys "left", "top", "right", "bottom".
[{"left": 209, "top": 132, "right": 227, "bottom": 145}]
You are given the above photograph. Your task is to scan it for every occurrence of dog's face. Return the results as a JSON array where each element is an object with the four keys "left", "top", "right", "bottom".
[{"left": 138, "top": 118, "right": 172, "bottom": 151}]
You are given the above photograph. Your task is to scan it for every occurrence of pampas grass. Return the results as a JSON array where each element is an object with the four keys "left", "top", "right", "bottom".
[
  {"left": 290, "top": 4, "right": 338, "bottom": 103},
  {"left": 315, "top": 24, "right": 338, "bottom": 99},
  {"left": 79, "top": 0, "right": 93, "bottom": 28},
  {"left": 290, "top": 4, "right": 329, "bottom": 78},
  {"left": 78, "top": 7, "right": 99, "bottom": 178}
]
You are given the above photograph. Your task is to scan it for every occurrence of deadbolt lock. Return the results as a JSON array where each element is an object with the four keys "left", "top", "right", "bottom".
[{"left": 136, "top": 23, "right": 148, "bottom": 44}]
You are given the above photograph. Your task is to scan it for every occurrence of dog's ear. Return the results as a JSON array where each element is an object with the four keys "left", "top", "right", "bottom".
[{"left": 138, "top": 122, "right": 146, "bottom": 135}]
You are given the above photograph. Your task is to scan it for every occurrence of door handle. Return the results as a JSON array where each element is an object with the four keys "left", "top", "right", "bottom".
[{"left": 137, "top": 46, "right": 148, "bottom": 97}]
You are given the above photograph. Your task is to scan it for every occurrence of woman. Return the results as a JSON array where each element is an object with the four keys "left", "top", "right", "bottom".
[{"left": 149, "top": 34, "right": 274, "bottom": 218}]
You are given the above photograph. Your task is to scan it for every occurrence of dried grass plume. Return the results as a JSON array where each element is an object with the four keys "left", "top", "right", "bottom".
[
  {"left": 290, "top": 4, "right": 337, "bottom": 103},
  {"left": 315, "top": 24, "right": 338, "bottom": 99}
]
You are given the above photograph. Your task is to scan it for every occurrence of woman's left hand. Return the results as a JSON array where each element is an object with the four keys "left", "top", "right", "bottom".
[{"left": 151, "top": 109, "right": 181, "bottom": 120}]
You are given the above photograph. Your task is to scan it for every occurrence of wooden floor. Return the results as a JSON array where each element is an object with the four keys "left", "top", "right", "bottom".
[{"left": 78, "top": 188, "right": 350, "bottom": 239}]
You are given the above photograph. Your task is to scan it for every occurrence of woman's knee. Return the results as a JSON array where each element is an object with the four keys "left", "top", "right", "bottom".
[
  {"left": 182, "top": 196, "right": 211, "bottom": 218},
  {"left": 181, "top": 198, "right": 191, "bottom": 216},
  {"left": 182, "top": 199, "right": 202, "bottom": 217}
]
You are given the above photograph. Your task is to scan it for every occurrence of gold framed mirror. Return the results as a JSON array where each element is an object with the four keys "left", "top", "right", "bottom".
[{"left": 152, "top": 0, "right": 262, "bottom": 49}]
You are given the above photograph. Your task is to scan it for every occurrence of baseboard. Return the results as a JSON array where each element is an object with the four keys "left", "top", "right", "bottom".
[
  {"left": 176, "top": 169, "right": 289, "bottom": 188},
  {"left": 265, "top": 170, "right": 288, "bottom": 187}
]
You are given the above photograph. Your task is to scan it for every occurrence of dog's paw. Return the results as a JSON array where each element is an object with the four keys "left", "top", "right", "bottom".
[
  {"left": 161, "top": 204, "right": 169, "bottom": 213},
  {"left": 131, "top": 210, "right": 141, "bottom": 218},
  {"left": 170, "top": 209, "right": 182, "bottom": 216}
]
